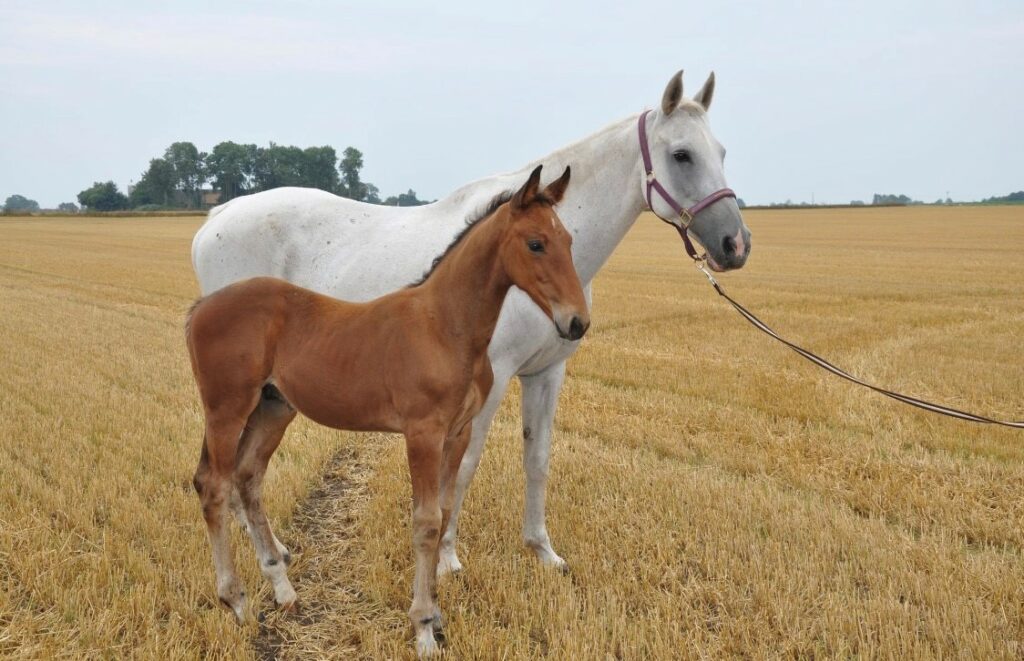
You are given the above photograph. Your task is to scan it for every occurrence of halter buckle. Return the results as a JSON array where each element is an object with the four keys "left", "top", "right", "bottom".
[
  {"left": 695, "top": 255, "right": 718, "bottom": 286},
  {"left": 678, "top": 208, "right": 694, "bottom": 229}
]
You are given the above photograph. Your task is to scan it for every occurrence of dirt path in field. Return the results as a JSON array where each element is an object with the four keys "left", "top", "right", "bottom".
[{"left": 252, "top": 437, "right": 386, "bottom": 660}]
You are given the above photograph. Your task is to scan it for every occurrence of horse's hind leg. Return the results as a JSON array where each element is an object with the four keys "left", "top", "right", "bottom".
[
  {"left": 193, "top": 403, "right": 255, "bottom": 623},
  {"left": 235, "top": 384, "right": 298, "bottom": 610}
]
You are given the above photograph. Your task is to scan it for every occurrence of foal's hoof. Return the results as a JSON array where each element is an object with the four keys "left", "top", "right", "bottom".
[
  {"left": 415, "top": 632, "right": 440, "bottom": 658},
  {"left": 414, "top": 614, "right": 445, "bottom": 658}
]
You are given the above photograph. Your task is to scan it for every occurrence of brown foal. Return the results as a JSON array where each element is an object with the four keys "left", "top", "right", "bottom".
[{"left": 186, "top": 165, "right": 588, "bottom": 656}]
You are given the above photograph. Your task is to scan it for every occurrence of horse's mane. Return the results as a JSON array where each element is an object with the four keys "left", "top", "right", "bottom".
[{"left": 407, "top": 188, "right": 556, "bottom": 287}]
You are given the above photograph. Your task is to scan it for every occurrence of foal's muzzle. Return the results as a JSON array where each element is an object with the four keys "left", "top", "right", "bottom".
[
  {"left": 566, "top": 315, "right": 589, "bottom": 341},
  {"left": 555, "top": 311, "right": 590, "bottom": 341}
]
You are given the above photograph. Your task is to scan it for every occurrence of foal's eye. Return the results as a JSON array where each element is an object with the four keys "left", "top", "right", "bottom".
[
  {"left": 527, "top": 239, "right": 545, "bottom": 253},
  {"left": 673, "top": 150, "right": 692, "bottom": 164}
]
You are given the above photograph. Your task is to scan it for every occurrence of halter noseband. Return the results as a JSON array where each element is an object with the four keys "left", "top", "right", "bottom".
[{"left": 638, "top": 109, "right": 737, "bottom": 262}]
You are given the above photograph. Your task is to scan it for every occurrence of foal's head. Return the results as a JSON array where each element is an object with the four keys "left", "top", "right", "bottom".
[{"left": 501, "top": 165, "right": 589, "bottom": 341}]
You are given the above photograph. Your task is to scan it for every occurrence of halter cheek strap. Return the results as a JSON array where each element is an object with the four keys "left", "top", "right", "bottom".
[{"left": 638, "top": 109, "right": 737, "bottom": 261}]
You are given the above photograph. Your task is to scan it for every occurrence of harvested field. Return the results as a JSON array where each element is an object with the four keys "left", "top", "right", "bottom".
[{"left": 1, "top": 206, "right": 1022, "bottom": 658}]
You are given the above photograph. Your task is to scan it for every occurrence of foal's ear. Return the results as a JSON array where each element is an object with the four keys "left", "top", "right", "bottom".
[
  {"left": 513, "top": 164, "right": 544, "bottom": 209},
  {"left": 661, "top": 69, "right": 684, "bottom": 115},
  {"left": 693, "top": 71, "right": 715, "bottom": 111},
  {"left": 542, "top": 166, "right": 571, "bottom": 204}
]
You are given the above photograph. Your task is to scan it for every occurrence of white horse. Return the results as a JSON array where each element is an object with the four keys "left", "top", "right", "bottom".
[{"left": 191, "top": 70, "right": 751, "bottom": 578}]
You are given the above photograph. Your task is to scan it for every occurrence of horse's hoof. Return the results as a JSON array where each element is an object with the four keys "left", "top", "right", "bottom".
[
  {"left": 275, "top": 597, "right": 299, "bottom": 614},
  {"left": 219, "top": 595, "right": 247, "bottom": 624}
]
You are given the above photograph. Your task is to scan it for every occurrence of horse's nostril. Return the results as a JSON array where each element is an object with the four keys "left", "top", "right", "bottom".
[
  {"left": 722, "top": 235, "right": 737, "bottom": 256},
  {"left": 569, "top": 316, "right": 586, "bottom": 341}
]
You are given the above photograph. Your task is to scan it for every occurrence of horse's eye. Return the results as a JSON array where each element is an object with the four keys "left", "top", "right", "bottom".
[
  {"left": 673, "top": 150, "right": 692, "bottom": 164},
  {"left": 527, "top": 239, "right": 545, "bottom": 253}
]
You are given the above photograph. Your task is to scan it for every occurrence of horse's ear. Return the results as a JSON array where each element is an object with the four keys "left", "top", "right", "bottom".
[
  {"left": 513, "top": 165, "right": 543, "bottom": 209},
  {"left": 543, "top": 166, "right": 571, "bottom": 204},
  {"left": 693, "top": 71, "right": 715, "bottom": 111},
  {"left": 661, "top": 69, "right": 684, "bottom": 115}
]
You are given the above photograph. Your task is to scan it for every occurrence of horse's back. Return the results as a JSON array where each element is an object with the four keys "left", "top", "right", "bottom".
[
  {"left": 191, "top": 181, "right": 524, "bottom": 302},
  {"left": 192, "top": 187, "right": 423, "bottom": 297}
]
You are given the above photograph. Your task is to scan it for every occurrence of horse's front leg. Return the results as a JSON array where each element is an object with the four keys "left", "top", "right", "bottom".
[
  {"left": 437, "top": 370, "right": 512, "bottom": 577},
  {"left": 404, "top": 423, "right": 445, "bottom": 658},
  {"left": 519, "top": 359, "right": 568, "bottom": 571}
]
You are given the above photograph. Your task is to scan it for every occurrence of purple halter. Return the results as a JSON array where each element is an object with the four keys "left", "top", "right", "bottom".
[{"left": 638, "top": 109, "right": 737, "bottom": 261}]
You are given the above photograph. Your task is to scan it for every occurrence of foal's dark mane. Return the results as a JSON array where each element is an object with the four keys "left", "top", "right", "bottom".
[{"left": 407, "top": 188, "right": 554, "bottom": 287}]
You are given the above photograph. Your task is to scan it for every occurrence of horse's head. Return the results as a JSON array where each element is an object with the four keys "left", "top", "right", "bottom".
[
  {"left": 501, "top": 165, "right": 589, "bottom": 341},
  {"left": 642, "top": 70, "right": 751, "bottom": 272}
]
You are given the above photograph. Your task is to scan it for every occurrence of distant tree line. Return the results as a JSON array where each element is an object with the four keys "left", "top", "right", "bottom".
[
  {"left": 2, "top": 194, "right": 40, "bottom": 212},
  {"left": 7, "top": 174, "right": 1024, "bottom": 215},
  {"left": 68, "top": 141, "right": 432, "bottom": 212},
  {"left": 982, "top": 191, "right": 1024, "bottom": 204},
  {"left": 871, "top": 193, "right": 922, "bottom": 205}
]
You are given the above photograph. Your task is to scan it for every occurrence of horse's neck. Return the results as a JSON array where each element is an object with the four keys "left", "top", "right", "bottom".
[
  {"left": 523, "top": 115, "right": 645, "bottom": 283},
  {"left": 438, "top": 114, "right": 646, "bottom": 286},
  {"left": 419, "top": 214, "right": 511, "bottom": 355}
]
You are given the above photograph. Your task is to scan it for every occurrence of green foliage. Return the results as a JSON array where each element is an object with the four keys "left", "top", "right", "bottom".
[
  {"left": 872, "top": 193, "right": 921, "bottom": 205},
  {"left": 302, "top": 146, "right": 341, "bottom": 194},
  {"left": 251, "top": 144, "right": 342, "bottom": 196},
  {"left": 364, "top": 183, "right": 381, "bottom": 204},
  {"left": 130, "top": 158, "right": 177, "bottom": 207},
  {"left": 383, "top": 189, "right": 430, "bottom": 207},
  {"left": 78, "top": 181, "right": 129, "bottom": 211},
  {"left": 164, "top": 142, "right": 207, "bottom": 208},
  {"left": 3, "top": 194, "right": 40, "bottom": 212},
  {"left": 206, "top": 142, "right": 257, "bottom": 202},
  {"left": 339, "top": 147, "right": 366, "bottom": 201},
  {"left": 982, "top": 191, "right": 1024, "bottom": 204},
  {"left": 94, "top": 139, "right": 431, "bottom": 211},
  {"left": 57, "top": 202, "right": 79, "bottom": 213},
  {"left": 252, "top": 143, "right": 308, "bottom": 190}
]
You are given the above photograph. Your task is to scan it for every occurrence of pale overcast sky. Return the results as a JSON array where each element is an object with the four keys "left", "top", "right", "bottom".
[{"left": 1, "top": 0, "right": 1022, "bottom": 208}]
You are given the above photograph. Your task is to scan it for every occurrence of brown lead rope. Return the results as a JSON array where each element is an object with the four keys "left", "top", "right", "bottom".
[{"left": 693, "top": 262, "right": 1024, "bottom": 429}]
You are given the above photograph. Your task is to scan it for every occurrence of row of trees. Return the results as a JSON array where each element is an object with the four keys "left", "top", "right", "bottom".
[
  {"left": 64, "top": 141, "right": 431, "bottom": 212},
  {"left": 2, "top": 194, "right": 79, "bottom": 212},
  {"left": 982, "top": 191, "right": 1024, "bottom": 204}
]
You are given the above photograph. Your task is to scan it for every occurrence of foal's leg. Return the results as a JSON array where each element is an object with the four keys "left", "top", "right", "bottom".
[
  {"left": 193, "top": 404, "right": 255, "bottom": 622},
  {"left": 437, "top": 373, "right": 511, "bottom": 577},
  {"left": 404, "top": 424, "right": 445, "bottom": 657},
  {"left": 235, "top": 386, "right": 298, "bottom": 610},
  {"left": 519, "top": 360, "right": 568, "bottom": 570}
]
